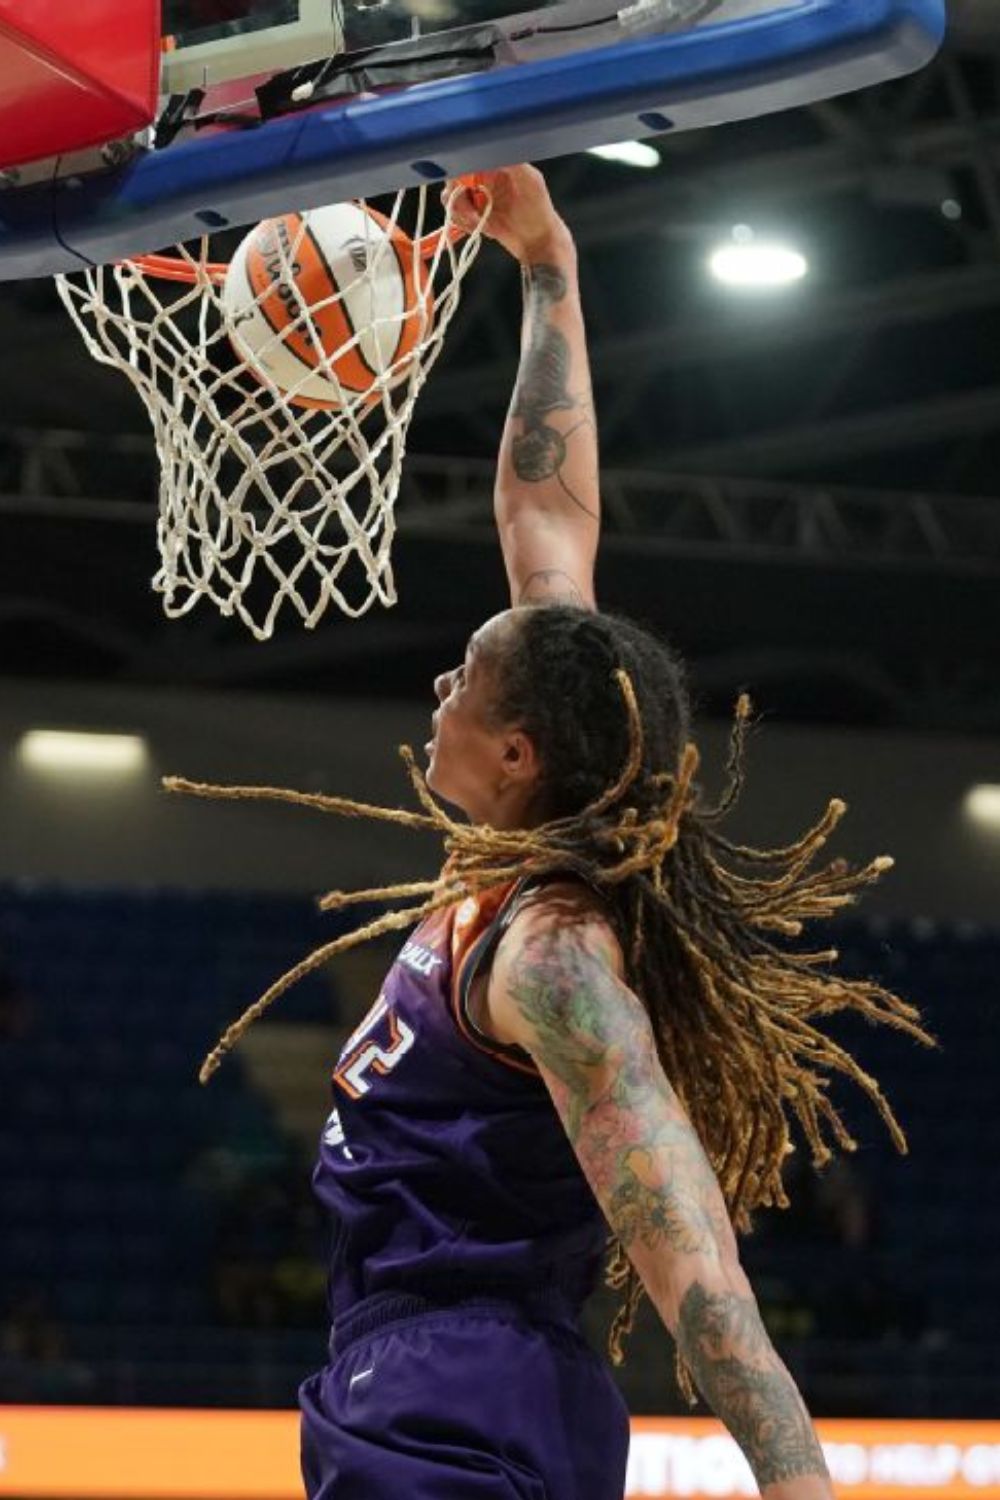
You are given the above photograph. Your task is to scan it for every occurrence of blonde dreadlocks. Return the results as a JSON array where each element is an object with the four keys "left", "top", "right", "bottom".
[{"left": 164, "top": 605, "right": 932, "bottom": 1379}]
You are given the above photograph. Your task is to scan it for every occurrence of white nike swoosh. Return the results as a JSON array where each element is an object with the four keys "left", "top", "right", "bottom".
[{"left": 349, "top": 1366, "right": 374, "bottom": 1388}]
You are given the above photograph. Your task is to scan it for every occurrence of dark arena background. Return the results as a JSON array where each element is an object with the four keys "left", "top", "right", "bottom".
[{"left": 1, "top": 4, "right": 999, "bottom": 1499}]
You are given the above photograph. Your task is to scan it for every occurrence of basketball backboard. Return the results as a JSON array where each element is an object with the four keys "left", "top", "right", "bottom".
[
  {"left": 0, "top": 0, "right": 946, "bottom": 281},
  {"left": 156, "top": 0, "right": 784, "bottom": 89},
  {"left": 160, "top": 1, "right": 342, "bottom": 92}
]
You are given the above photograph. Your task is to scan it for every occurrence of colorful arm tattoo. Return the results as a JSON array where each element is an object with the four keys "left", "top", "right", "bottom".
[
  {"left": 504, "top": 923, "right": 728, "bottom": 1258},
  {"left": 504, "top": 921, "right": 830, "bottom": 1494}
]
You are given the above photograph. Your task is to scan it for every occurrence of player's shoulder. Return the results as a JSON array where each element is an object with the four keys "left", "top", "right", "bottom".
[
  {"left": 484, "top": 877, "right": 625, "bottom": 1050},
  {"left": 508, "top": 877, "right": 621, "bottom": 968},
  {"left": 484, "top": 878, "right": 629, "bottom": 1054}
]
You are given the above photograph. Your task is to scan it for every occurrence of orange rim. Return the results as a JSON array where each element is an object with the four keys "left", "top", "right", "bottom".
[
  {"left": 419, "top": 173, "right": 489, "bottom": 259},
  {"left": 126, "top": 252, "right": 228, "bottom": 285},
  {"left": 124, "top": 181, "right": 488, "bottom": 285}
]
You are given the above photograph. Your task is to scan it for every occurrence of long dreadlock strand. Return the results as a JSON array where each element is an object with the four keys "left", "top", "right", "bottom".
[
  {"left": 317, "top": 878, "right": 448, "bottom": 912},
  {"left": 700, "top": 691, "right": 753, "bottom": 822},
  {"left": 398, "top": 746, "right": 469, "bottom": 835},
  {"left": 163, "top": 775, "right": 438, "bottom": 832},
  {"left": 573, "top": 668, "right": 645, "bottom": 817}
]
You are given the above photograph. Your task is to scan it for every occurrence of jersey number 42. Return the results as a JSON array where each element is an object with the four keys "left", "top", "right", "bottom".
[{"left": 332, "top": 994, "right": 415, "bottom": 1100}]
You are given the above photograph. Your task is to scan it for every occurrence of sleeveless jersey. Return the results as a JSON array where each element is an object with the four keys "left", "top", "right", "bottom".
[{"left": 313, "top": 879, "right": 608, "bottom": 1322}]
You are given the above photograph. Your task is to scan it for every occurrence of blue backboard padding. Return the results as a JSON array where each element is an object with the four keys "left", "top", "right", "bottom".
[{"left": 0, "top": 0, "right": 945, "bottom": 280}]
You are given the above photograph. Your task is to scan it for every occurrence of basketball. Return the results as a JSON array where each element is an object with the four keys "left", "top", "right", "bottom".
[{"left": 223, "top": 202, "right": 432, "bottom": 410}]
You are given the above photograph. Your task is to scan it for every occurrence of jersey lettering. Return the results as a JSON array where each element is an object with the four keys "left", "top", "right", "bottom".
[
  {"left": 323, "top": 1107, "right": 353, "bottom": 1159},
  {"left": 399, "top": 939, "right": 444, "bottom": 976},
  {"left": 333, "top": 995, "right": 416, "bottom": 1099}
]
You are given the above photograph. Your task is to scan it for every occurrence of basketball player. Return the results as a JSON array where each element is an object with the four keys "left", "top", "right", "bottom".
[{"left": 290, "top": 165, "right": 924, "bottom": 1498}]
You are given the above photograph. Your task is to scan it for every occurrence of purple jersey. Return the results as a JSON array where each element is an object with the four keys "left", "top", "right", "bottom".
[{"left": 313, "top": 878, "right": 608, "bottom": 1322}]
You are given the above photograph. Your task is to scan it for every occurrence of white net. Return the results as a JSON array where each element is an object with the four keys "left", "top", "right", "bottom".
[{"left": 56, "top": 185, "right": 488, "bottom": 640}]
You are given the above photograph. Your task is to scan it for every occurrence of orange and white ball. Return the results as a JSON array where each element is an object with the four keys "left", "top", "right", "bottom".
[{"left": 223, "top": 202, "right": 431, "bottom": 410}]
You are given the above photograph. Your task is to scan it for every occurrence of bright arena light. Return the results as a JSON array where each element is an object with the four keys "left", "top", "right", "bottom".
[
  {"left": 18, "top": 729, "right": 149, "bottom": 776},
  {"left": 963, "top": 784, "right": 1000, "bottom": 830},
  {"left": 588, "top": 140, "right": 660, "bottom": 169},
  {"left": 709, "top": 229, "right": 809, "bottom": 288}
]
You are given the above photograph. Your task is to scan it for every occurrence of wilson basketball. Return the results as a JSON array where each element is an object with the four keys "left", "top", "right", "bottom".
[{"left": 223, "top": 203, "right": 432, "bottom": 410}]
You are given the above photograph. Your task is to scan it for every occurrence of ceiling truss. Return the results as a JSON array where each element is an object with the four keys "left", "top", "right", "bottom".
[{"left": 2, "top": 429, "right": 997, "bottom": 574}]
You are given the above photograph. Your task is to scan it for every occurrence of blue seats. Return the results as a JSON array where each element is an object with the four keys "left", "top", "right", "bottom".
[{"left": 1, "top": 882, "right": 996, "bottom": 1409}]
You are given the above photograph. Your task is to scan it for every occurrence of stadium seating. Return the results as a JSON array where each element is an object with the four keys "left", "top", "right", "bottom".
[{"left": 0, "top": 883, "right": 996, "bottom": 1411}]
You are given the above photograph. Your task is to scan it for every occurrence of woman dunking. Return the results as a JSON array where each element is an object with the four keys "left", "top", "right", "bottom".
[{"left": 169, "top": 164, "right": 930, "bottom": 1499}]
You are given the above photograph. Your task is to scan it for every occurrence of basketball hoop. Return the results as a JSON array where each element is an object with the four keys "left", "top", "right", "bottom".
[{"left": 56, "top": 184, "right": 489, "bottom": 640}]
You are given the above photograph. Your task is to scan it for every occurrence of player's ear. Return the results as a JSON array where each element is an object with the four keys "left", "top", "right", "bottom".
[{"left": 500, "top": 728, "right": 541, "bottom": 786}]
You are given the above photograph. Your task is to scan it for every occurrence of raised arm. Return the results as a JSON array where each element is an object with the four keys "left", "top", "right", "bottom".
[
  {"left": 451, "top": 167, "right": 599, "bottom": 609},
  {"left": 488, "top": 895, "right": 833, "bottom": 1500}
]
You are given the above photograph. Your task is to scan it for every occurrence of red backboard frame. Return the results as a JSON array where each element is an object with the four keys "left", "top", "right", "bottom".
[{"left": 0, "top": 0, "right": 160, "bottom": 170}]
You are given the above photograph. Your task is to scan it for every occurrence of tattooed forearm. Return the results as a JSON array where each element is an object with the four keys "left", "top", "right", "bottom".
[
  {"left": 510, "top": 263, "right": 598, "bottom": 519},
  {"left": 512, "top": 423, "right": 568, "bottom": 483},
  {"left": 517, "top": 568, "right": 587, "bottom": 607},
  {"left": 521, "top": 262, "right": 568, "bottom": 303},
  {"left": 505, "top": 926, "right": 729, "bottom": 1260},
  {"left": 678, "top": 1280, "right": 830, "bottom": 1490}
]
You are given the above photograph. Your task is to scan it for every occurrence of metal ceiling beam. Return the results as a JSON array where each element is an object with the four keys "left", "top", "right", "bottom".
[
  {"left": 3, "top": 434, "right": 998, "bottom": 573},
  {"left": 402, "top": 466, "right": 1000, "bottom": 573},
  {"left": 657, "top": 386, "right": 1000, "bottom": 474}
]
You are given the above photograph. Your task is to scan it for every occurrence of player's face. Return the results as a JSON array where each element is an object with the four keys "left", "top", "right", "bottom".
[{"left": 425, "top": 612, "right": 541, "bottom": 826}]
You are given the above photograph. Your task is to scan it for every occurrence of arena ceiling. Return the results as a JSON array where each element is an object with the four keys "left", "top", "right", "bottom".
[{"left": 0, "top": 10, "right": 998, "bottom": 735}]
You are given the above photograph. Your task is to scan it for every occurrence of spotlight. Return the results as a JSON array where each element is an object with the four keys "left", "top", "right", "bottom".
[
  {"left": 18, "top": 730, "right": 149, "bottom": 776},
  {"left": 588, "top": 140, "right": 660, "bottom": 169},
  {"left": 709, "top": 227, "right": 808, "bottom": 288},
  {"left": 964, "top": 785, "right": 1000, "bottom": 830}
]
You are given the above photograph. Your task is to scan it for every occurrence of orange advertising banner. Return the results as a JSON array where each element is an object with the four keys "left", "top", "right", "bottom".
[
  {"left": 1, "top": 1408, "right": 999, "bottom": 1499},
  {"left": 0, "top": 1408, "right": 297, "bottom": 1499},
  {"left": 626, "top": 1418, "right": 1000, "bottom": 1500}
]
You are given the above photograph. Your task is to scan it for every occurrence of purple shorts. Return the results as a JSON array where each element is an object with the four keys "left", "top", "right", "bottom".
[{"left": 299, "top": 1290, "right": 631, "bottom": 1499}]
